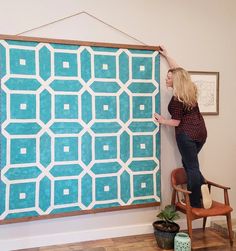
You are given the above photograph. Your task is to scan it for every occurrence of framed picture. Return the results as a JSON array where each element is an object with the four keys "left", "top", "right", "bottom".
[{"left": 189, "top": 71, "right": 219, "bottom": 115}]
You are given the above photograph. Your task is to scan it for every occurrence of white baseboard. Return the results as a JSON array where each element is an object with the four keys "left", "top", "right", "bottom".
[{"left": 0, "top": 218, "right": 210, "bottom": 251}]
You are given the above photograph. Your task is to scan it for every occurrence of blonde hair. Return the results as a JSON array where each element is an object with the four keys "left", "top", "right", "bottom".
[{"left": 168, "top": 67, "right": 198, "bottom": 109}]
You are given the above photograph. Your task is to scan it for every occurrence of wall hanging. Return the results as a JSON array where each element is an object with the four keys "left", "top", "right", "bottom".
[{"left": 0, "top": 35, "right": 160, "bottom": 223}]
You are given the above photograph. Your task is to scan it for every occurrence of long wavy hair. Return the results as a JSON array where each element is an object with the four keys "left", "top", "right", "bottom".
[{"left": 168, "top": 67, "right": 198, "bottom": 109}]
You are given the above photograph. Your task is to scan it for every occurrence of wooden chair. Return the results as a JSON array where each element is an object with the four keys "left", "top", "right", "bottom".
[{"left": 171, "top": 167, "right": 234, "bottom": 246}]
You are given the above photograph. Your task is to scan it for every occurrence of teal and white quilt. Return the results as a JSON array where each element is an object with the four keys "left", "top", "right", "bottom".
[{"left": 0, "top": 37, "right": 160, "bottom": 222}]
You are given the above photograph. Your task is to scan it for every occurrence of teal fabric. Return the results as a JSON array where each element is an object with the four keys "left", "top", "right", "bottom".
[
  {"left": 0, "top": 39, "right": 160, "bottom": 221},
  {"left": 10, "top": 138, "right": 36, "bottom": 164},
  {"left": 81, "top": 132, "right": 92, "bottom": 165},
  {"left": 54, "top": 179, "right": 78, "bottom": 205},
  {"left": 40, "top": 90, "right": 51, "bottom": 124},
  {"left": 54, "top": 137, "right": 78, "bottom": 161},
  {"left": 119, "top": 52, "right": 129, "bottom": 83},
  {"left": 10, "top": 48, "right": 36, "bottom": 75},
  {"left": 40, "top": 133, "right": 51, "bottom": 167},
  {"left": 5, "top": 78, "right": 41, "bottom": 90},
  {"left": 5, "top": 166, "right": 41, "bottom": 180},
  {"left": 91, "top": 162, "right": 121, "bottom": 174},
  {"left": 39, "top": 177, "right": 51, "bottom": 211},
  {"left": 81, "top": 49, "right": 91, "bottom": 82},
  {"left": 39, "top": 46, "right": 51, "bottom": 81},
  {"left": 10, "top": 94, "right": 36, "bottom": 119},
  {"left": 119, "top": 92, "right": 130, "bottom": 123},
  {"left": 50, "top": 164, "right": 83, "bottom": 177},
  {"left": 50, "top": 80, "right": 82, "bottom": 92},
  {"left": 96, "top": 176, "right": 118, "bottom": 201},
  {"left": 9, "top": 182, "right": 36, "bottom": 209},
  {"left": 0, "top": 44, "right": 6, "bottom": 78},
  {"left": 5, "top": 123, "right": 41, "bottom": 135},
  {"left": 133, "top": 174, "right": 154, "bottom": 197},
  {"left": 54, "top": 52, "right": 78, "bottom": 76}
]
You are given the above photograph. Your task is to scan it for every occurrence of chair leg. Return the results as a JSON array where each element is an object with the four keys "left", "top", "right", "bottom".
[
  {"left": 171, "top": 191, "right": 176, "bottom": 205},
  {"left": 186, "top": 215, "right": 193, "bottom": 240},
  {"left": 203, "top": 217, "right": 207, "bottom": 231},
  {"left": 226, "top": 213, "right": 234, "bottom": 246}
]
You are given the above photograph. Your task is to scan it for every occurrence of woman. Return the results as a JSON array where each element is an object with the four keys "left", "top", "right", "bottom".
[{"left": 155, "top": 46, "right": 211, "bottom": 208}]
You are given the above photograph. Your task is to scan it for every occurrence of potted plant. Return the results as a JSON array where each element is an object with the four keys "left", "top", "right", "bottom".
[{"left": 153, "top": 205, "right": 180, "bottom": 249}]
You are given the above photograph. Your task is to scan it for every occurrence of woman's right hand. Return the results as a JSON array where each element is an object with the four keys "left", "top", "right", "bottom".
[{"left": 154, "top": 112, "right": 165, "bottom": 124}]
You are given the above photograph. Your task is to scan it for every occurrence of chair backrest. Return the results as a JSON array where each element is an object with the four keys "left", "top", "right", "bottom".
[{"left": 171, "top": 167, "right": 187, "bottom": 186}]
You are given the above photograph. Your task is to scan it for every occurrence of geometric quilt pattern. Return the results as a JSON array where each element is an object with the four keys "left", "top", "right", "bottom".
[{"left": 0, "top": 38, "right": 160, "bottom": 222}]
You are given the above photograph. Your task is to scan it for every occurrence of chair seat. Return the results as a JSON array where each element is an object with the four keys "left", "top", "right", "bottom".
[{"left": 176, "top": 200, "right": 233, "bottom": 217}]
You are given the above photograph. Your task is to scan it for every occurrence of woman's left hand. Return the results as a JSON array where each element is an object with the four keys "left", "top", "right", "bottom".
[{"left": 154, "top": 113, "right": 165, "bottom": 124}]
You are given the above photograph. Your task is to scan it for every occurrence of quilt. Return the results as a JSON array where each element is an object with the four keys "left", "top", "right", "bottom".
[{"left": 0, "top": 36, "right": 160, "bottom": 223}]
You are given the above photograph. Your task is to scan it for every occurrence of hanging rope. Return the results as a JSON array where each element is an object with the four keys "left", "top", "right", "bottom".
[{"left": 16, "top": 11, "right": 147, "bottom": 45}]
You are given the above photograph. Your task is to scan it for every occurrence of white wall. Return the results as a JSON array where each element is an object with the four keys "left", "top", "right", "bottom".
[{"left": 0, "top": 0, "right": 235, "bottom": 250}]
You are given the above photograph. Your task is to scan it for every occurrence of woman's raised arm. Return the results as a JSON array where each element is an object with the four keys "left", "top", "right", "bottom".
[{"left": 159, "top": 45, "right": 179, "bottom": 69}]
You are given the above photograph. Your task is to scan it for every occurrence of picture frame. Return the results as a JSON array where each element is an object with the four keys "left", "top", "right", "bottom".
[{"left": 188, "top": 71, "right": 219, "bottom": 115}]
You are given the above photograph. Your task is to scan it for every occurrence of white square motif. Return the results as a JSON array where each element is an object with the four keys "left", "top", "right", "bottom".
[
  {"left": 64, "top": 146, "right": 70, "bottom": 152},
  {"left": 102, "top": 64, "right": 108, "bottom": 70},
  {"left": 19, "top": 193, "right": 26, "bottom": 199},
  {"left": 140, "top": 144, "right": 146, "bottom": 149},
  {"left": 139, "top": 104, "right": 145, "bottom": 111},
  {"left": 20, "top": 103, "right": 27, "bottom": 110},
  {"left": 104, "top": 186, "right": 110, "bottom": 192},
  {"left": 19, "top": 59, "right": 26, "bottom": 66},
  {"left": 63, "top": 61, "right": 70, "bottom": 68},
  {"left": 20, "top": 148, "right": 27, "bottom": 154},
  {"left": 64, "top": 104, "right": 70, "bottom": 110},
  {"left": 141, "top": 182, "right": 146, "bottom": 188},
  {"left": 63, "top": 189, "right": 70, "bottom": 195},
  {"left": 140, "top": 65, "right": 145, "bottom": 71},
  {"left": 103, "top": 145, "right": 109, "bottom": 151},
  {"left": 103, "top": 105, "right": 109, "bottom": 111}
]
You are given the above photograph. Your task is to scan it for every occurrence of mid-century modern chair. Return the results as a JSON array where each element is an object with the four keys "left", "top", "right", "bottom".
[{"left": 171, "top": 167, "right": 234, "bottom": 246}]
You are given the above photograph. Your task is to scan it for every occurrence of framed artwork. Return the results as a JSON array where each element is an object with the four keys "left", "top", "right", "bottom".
[
  {"left": 189, "top": 71, "right": 219, "bottom": 115},
  {"left": 0, "top": 34, "right": 161, "bottom": 224}
]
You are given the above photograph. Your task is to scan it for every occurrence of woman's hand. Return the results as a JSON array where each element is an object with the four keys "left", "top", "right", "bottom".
[
  {"left": 154, "top": 112, "right": 165, "bottom": 124},
  {"left": 154, "top": 113, "right": 181, "bottom": 127},
  {"left": 159, "top": 45, "right": 168, "bottom": 58},
  {"left": 159, "top": 45, "right": 179, "bottom": 68}
]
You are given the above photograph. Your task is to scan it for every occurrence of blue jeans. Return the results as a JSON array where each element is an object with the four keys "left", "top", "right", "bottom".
[{"left": 176, "top": 132, "right": 206, "bottom": 208}]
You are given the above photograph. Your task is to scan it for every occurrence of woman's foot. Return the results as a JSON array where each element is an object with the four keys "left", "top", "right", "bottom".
[{"left": 201, "top": 184, "right": 212, "bottom": 209}]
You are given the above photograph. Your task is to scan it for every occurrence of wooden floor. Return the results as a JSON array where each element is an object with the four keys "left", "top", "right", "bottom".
[{"left": 18, "top": 228, "right": 235, "bottom": 251}]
